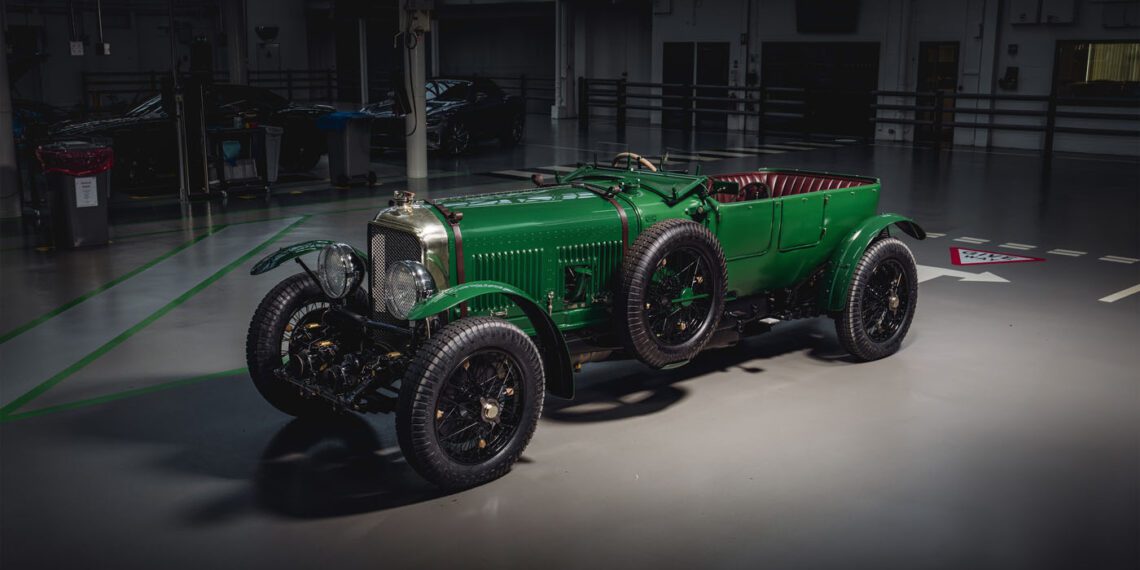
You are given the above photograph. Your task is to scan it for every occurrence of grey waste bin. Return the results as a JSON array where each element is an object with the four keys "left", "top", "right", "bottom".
[
  {"left": 263, "top": 125, "right": 284, "bottom": 183},
  {"left": 317, "top": 112, "right": 375, "bottom": 187},
  {"left": 35, "top": 141, "right": 114, "bottom": 248}
]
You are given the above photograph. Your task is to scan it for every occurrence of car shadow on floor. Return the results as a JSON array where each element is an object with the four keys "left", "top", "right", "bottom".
[
  {"left": 28, "top": 320, "right": 851, "bottom": 521},
  {"left": 544, "top": 319, "right": 850, "bottom": 423},
  {"left": 252, "top": 414, "right": 448, "bottom": 518}
]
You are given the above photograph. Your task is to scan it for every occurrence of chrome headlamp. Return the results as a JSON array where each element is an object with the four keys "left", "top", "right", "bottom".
[
  {"left": 316, "top": 243, "right": 364, "bottom": 300},
  {"left": 385, "top": 260, "right": 436, "bottom": 320}
]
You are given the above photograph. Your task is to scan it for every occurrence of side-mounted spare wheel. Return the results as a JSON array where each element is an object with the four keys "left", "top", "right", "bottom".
[
  {"left": 617, "top": 219, "right": 728, "bottom": 369},
  {"left": 246, "top": 272, "right": 366, "bottom": 417},
  {"left": 835, "top": 237, "right": 919, "bottom": 361},
  {"left": 397, "top": 317, "right": 545, "bottom": 489}
]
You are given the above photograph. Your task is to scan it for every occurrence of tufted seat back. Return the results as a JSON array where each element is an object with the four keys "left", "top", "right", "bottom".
[{"left": 709, "top": 171, "right": 867, "bottom": 202}]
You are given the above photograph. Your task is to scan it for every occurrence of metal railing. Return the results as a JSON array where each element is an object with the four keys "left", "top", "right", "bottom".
[
  {"left": 577, "top": 75, "right": 818, "bottom": 137},
  {"left": 480, "top": 75, "right": 554, "bottom": 113},
  {"left": 248, "top": 69, "right": 337, "bottom": 102},
  {"left": 81, "top": 69, "right": 337, "bottom": 111},
  {"left": 81, "top": 70, "right": 227, "bottom": 111},
  {"left": 871, "top": 90, "right": 1140, "bottom": 154}
]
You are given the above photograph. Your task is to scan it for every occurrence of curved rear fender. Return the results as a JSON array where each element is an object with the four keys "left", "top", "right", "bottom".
[
  {"left": 250, "top": 240, "right": 368, "bottom": 276},
  {"left": 407, "top": 281, "right": 575, "bottom": 399},
  {"left": 822, "top": 214, "right": 925, "bottom": 312}
]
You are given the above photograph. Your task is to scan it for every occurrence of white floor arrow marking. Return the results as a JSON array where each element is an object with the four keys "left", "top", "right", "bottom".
[
  {"left": 916, "top": 264, "right": 1009, "bottom": 284},
  {"left": 1099, "top": 284, "right": 1140, "bottom": 303}
]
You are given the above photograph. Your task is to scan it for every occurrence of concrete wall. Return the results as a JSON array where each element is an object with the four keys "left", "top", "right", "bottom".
[
  {"left": 6, "top": 7, "right": 218, "bottom": 110},
  {"left": 245, "top": 0, "right": 309, "bottom": 73},
  {"left": 632, "top": 0, "right": 1138, "bottom": 155},
  {"left": 436, "top": 2, "right": 556, "bottom": 113},
  {"left": 4, "top": 0, "right": 314, "bottom": 111},
  {"left": 987, "top": 1, "right": 1140, "bottom": 155}
]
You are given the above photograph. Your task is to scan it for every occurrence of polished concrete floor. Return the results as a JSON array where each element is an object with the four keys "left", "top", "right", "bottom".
[{"left": 1, "top": 120, "right": 1138, "bottom": 569}]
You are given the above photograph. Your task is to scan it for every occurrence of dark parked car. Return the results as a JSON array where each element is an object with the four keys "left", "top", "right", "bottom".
[
  {"left": 362, "top": 78, "right": 525, "bottom": 155},
  {"left": 48, "top": 84, "right": 332, "bottom": 193},
  {"left": 12, "top": 99, "right": 72, "bottom": 142}
]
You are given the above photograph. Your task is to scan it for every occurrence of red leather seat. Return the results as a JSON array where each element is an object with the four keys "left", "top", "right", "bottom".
[{"left": 709, "top": 171, "right": 865, "bottom": 202}]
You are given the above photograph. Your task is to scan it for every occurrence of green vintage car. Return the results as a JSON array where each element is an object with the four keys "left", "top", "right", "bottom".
[{"left": 247, "top": 152, "right": 926, "bottom": 489}]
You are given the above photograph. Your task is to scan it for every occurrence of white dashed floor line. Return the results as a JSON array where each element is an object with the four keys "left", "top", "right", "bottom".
[
  {"left": 1099, "top": 255, "right": 1138, "bottom": 264},
  {"left": 954, "top": 237, "right": 990, "bottom": 244},
  {"left": 490, "top": 170, "right": 542, "bottom": 179},
  {"left": 698, "top": 150, "right": 757, "bottom": 158},
  {"left": 754, "top": 143, "right": 817, "bottom": 151},
  {"left": 724, "top": 147, "right": 788, "bottom": 154},
  {"left": 663, "top": 153, "right": 720, "bottom": 162},
  {"left": 1047, "top": 249, "right": 1086, "bottom": 257},
  {"left": 1099, "top": 283, "right": 1140, "bottom": 303},
  {"left": 999, "top": 243, "right": 1036, "bottom": 251},
  {"left": 925, "top": 232, "right": 946, "bottom": 238},
  {"left": 791, "top": 141, "right": 844, "bottom": 148}
]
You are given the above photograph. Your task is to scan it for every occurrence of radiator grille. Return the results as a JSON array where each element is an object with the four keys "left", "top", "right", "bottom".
[{"left": 368, "top": 224, "right": 424, "bottom": 320}]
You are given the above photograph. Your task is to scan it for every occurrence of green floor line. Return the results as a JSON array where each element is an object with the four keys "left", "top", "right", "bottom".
[
  {"left": 110, "top": 204, "right": 381, "bottom": 242},
  {"left": 0, "top": 216, "right": 309, "bottom": 416},
  {"left": 0, "top": 225, "right": 227, "bottom": 345},
  {"left": 0, "top": 368, "right": 246, "bottom": 423}
]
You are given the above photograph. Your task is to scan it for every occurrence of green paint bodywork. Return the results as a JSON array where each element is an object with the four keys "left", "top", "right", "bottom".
[
  {"left": 250, "top": 240, "right": 369, "bottom": 276},
  {"left": 822, "top": 214, "right": 927, "bottom": 311},
  {"left": 408, "top": 281, "right": 575, "bottom": 398},
  {"left": 412, "top": 164, "right": 922, "bottom": 335},
  {"left": 254, "top": 165, "right": 922, "bottom": 392}
]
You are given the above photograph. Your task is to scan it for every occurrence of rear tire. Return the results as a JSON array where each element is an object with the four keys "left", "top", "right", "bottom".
[
  {"left": 835, "top": 237, "right": 919, "bottom": 361},
  {"left": 443, "top": 120, "right": 471, "bottom": 156},
  {"left": 500, "top": 114, "right": 525, "bottom": 147},
  {"left": 397, "top": 317, "right": 544, "bottom": 489}
]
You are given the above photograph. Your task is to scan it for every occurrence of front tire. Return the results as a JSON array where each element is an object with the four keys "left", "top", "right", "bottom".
[
  {"left": 397, "top": 317, "right": 544, "bottom": 489},
  {"left": 246, "top": 273, "right": 363, "bottom": 417},
  {"left": 835, "top": 237, "right": 919, "bottom": 361}
]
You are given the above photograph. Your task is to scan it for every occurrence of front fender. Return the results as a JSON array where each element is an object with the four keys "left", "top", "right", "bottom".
[
  {"left": 823, "top": 214, "right": 926, "bottom": 312},
  {"left": 250, "top": 240, "right": 368, "bottom": 276},
  {"left": 408, "top": 281, "right": 575, "bottom": 399}
]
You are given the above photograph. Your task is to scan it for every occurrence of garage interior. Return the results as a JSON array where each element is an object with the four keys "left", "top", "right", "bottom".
[{"left": 1, "top": 1, "right": 1138, "bottom": 568}]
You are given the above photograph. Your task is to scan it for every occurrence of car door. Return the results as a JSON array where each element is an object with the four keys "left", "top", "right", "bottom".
[
  {"left": 715, "top": 195, "right": 777, "bottom": 295},
  {"left": 778, "top": 193, "right": 828, "bottom": 251},
  {"left": 717, "top": 199, "right": 775, "bottom": 260}
]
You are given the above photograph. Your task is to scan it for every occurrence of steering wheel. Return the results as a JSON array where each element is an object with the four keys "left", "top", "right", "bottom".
[{"left": 611, "top": 152, "right": 658, "bottom": 172}]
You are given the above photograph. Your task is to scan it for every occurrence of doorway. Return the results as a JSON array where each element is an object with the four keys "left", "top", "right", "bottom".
[
  {"left": 916, "top": 41, "right": 959, "bottom": 144},
  {"left": 662, "top": 41, "right": 731, "bottom": 130},
  {"left": 760, "top": 42, "right": 880, "bottom": 137}
]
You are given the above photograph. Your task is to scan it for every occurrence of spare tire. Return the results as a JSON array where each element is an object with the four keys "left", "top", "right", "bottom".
[{"left": 617, "top": 219, "right": 727, "bottom": 368}]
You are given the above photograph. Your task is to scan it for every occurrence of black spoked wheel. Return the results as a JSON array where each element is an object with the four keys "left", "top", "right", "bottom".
[
  {"left": 247, "top": 273, "right": 345, "bottom": 417},
  {"left": 645, "top": 247, "right": 714, "bottom": 345},
  {"left": 618, "top": 219, "right": 727, "bottom": 369},
  {"left": 836, "top": 237, "right": 919, "bottom": 361},
  {"left": 434, "top": 349, "right": 526, "bottom": 464},
  {"left": 444, "top": 121, "right": 471, "bottom": 156},
  {"left": 862, "top": 258, "right": 911, "bottom": 343},
  {"left": 397, "top": 317, "right": 544, "bottom": 489}
]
